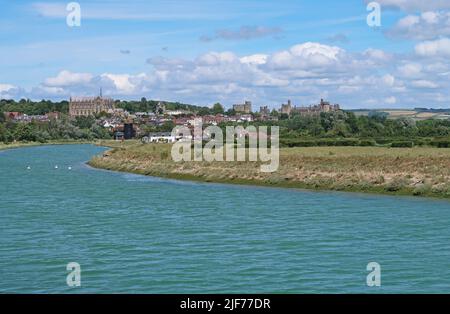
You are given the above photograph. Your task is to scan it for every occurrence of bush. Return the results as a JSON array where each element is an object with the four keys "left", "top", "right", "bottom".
[
  {"left": 414, "top": 139, "right": 430, "bottom": 146},
  {"left": 359, "top": 139, "right": 376, "bottom": 146},
  {"left": 375, "top": 138, "right": 392, "bottom": 145},
  {"left": 413, "top": 184, "right": 432, "bottom": 196},
  {"left": 385, "top": 177, "right": 409, "bottom": 192},
  {"left": 430, "top": 139, "right": 450, "bottom": 148},
  {"left": 280, "top": 139, "right": 317, "bottom": 147},
  {"left": 391, "top": 141, "right": 414, "bottom": 148},
  {"left": 315, "top": 138, "right": 359, "bottom": 146},
  {"left": 333, "top": 139, "right": 359, "bottom": 146}
]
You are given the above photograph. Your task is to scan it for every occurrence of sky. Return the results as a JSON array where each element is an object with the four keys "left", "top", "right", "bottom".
[{"left": 1, "top": 0, "right": 450, "bottom": 109}]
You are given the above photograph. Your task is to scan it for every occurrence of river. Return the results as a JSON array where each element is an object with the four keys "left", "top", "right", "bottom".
[{"left": 1, "top": 144, "right": 449, "bottom": 293}]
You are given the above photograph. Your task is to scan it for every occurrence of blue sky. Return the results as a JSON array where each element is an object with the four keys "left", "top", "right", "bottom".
[{"left": 1, "top": 0, "right": 450, "bottom": 109}]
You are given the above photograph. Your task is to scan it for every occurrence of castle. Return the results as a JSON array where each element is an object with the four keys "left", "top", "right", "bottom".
[
  {"left": 69, "top": 90, "right": 115, "bottom": 117},
  {"left": 280, "top": 99, "right": 340, "bottom": 116},
  {"left": 233, "top": 101, "right": 252, "bottom": 114}
]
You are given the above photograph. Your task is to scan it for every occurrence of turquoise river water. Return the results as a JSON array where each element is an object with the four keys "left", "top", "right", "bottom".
[{"left": 0, "top": 144, "right": 450, "bottom": 293}]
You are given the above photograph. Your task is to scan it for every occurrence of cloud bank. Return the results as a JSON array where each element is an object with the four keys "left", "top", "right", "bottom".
[{"left": 3, "top": 41, "right": 449, "bottom": 108}]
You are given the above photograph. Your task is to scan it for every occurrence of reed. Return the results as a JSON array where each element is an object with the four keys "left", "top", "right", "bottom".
[{"left": 90, "top": 140, "right": 450, "bottom": 199}]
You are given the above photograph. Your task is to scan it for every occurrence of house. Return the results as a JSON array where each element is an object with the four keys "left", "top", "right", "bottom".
[
  {"left": 46, "top": 112, "right": 60, "bottom": 120},
  {"left": 238, "top": 114, "right": 254, "bottom": 122},
  {"left": 166, "top": 110, "right": 191, "bottom": 116},
  {"left": 202, "top": 114, "right": 225, "bottom": 125},
  {"left": 114, "top": 131, "right": 124, "bottom": 141},
  {"left": 188, "top": 117, "right": 203, "bottom": 127},
  {"left": 146, "top": 132, "right": 177, "bottom": 143},
  {"left": 4, "top": 112, "right": 23, "bottom": 120},
  {"left": 173, "top": 116, "right": 191, "bottom": 126}
]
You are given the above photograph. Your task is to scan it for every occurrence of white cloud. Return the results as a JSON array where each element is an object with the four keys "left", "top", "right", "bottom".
[
  {"left": 44, "top": 70, "right": 93, "bottom": 87},
  {"left": 267, "top": 42, "right": 343, "bottom": 69},
  {"left": 197, "top": 52, "right": 238, "bottom": 66},
  {"left": 397, "top": 15, "right": 420, "bottom": 28},
  {"left": 5, "top": 41, "right": 450, "bottom": 109},
  {"left": 385, "top": 96, "right": 397, "bottom": 104},
  {"left": 382, "top": 74, "right": 395, "bottom": 86},
  {"left": 411, "top": 80, "right": 440, "bottom": 88},
  {"left": 240, "top": 54, "right": 268, "bottom": 65},
  {"left": 415, "top": 38, "right": 450, "bottom": 57},
  {"left": 100, "top": 73, "right": 148, "bottom": 94},
  {"left": 387, "top": 11, "right": 450, "bottom": 40},
  {"left": 422, "top": 11, "right": 440, "bottom": 24},
  {"left": 397, "top": 63, "right": 423, "bottom": 77},
  {"left": 363, "top": 48, "right": 392, "bottom": 61},
  {"left": 370, "top": 0, "right": 450, "bottom": 12},
  {"left": 0, "top": 83, "right": 16, "bottom": 93},
  {"left": 37, "top": 86, "right": 65, "bottom": 95},
  {"left": 0, "top": 84, "right": 18, "bottom": 99}
]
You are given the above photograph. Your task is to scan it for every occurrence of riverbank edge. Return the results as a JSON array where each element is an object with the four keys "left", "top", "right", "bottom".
[
  {"left": 0, "top": 140, "right": 96, "bottom": 151},
  {"left": 88, "top": 146, "right": 450, "bottom": 200}
]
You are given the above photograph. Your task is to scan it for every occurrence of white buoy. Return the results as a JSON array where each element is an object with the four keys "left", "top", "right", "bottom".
[
  {"left": 68, "top": 166, "right": 72, "bottom": 170},
  {"left": 54, "top": 165, "right": 58, "bottom": 169},
  {"left": 27, "top": 166, "right": 31, "bottom": 170}
]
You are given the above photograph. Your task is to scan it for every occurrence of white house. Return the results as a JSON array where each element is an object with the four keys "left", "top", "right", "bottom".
[{"left": 143, "top": 132, "right": 177, "bottom": 143}]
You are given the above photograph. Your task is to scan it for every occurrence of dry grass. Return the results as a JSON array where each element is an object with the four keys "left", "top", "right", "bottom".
[
  {"left": 0, "top": 142, "right": 40, "bottom": 150},
  {"left": 90, "top": 140, "right": 450, "bottom": 198},
  {"left": 384, "top": 110, "right": 417, "bottom": 117}
]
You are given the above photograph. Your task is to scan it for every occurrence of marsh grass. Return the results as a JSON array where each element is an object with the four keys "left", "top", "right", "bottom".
[
  {"left": 0, "top": 140, "right": 95, "bottom": 151},
  {"left": 90, "top": 140, "right": 450, "bottom": 198}
]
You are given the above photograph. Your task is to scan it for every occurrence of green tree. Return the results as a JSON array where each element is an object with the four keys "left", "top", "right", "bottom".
[
  {"left": 74, "top": 116, "right": 96, "bottom": 129},
  {"left": 14, "top": 123, "right": 35, "bottom": 141},
  {"left": 225, "top": 108, "right": 236, "bottom": 116},
  {"left": 212, "top": 103, "right": 224, "bottom": 115},
  {"left": 0, "top": 123, "right": 6, "bottom": 142},
  {"left": 270, "top": 109, "right": 279, "bottom": 117},
  {"left": 197, "top": 107, "right": 211, "bottom": 116}
]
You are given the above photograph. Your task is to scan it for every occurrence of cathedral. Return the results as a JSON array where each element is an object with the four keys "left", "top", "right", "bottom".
[{"left": 69, "top": 90, "right": 115, "bottom": 117}]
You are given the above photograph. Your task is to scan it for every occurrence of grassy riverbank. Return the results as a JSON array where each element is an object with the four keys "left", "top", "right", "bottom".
[
  {"left": 0, "top": 140, "right": 95, "bottom": 151},
  {"left": 89, "top": 140, "right": 450, "bottom": 199}
]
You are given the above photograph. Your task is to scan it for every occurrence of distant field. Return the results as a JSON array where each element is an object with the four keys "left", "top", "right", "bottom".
[
  {"left": 384, "top": 110, "right": 417, "bottom": 117},
  {"left": 351, "top": 109, "right": 450, "bottom": 120},
  {"left": 90, "top": 140, "right": 450, "bottom": 198}
]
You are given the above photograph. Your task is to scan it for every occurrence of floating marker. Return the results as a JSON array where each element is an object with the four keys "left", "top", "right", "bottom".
[
  {"left": 68, "top": 166, "right": 72, "bottom": 170},
  {"left": 54, "top": 165, "right": 59, "bottom": 169},
  {"left": 27, "top": 166, "right": 31, "bottom": 170}
]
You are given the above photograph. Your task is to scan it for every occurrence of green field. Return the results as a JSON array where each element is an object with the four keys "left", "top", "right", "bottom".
[{"left": 89, "top": 140, "right": 450, "bottom": 199}]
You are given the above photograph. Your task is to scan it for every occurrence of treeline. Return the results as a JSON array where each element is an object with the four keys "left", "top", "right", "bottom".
[
  {"left": 0, "top": 114, "right": 110, "bottom": 143},
  {"left": 280, "top": 138, "right": 450, "bottom": 148},
  {"left": 220, "top": 111, "right": 450, "bottom": 147},
  {"left": 115, "top": 98, "right": 220, "bottom": 115},
  {"left": 0, "top": 98, "right": 220, "bottom": 116},
  {"left": 236, "top": 111, "right": 450, "bottom": 138},
  {"left": 0, "top": 99, "right": 69, "bottom": 115},
  {"left": 2, "top": 98, "right": 450, "bottom": 147},
  {"left": 117, "top": 99, "right": 231, "bottom": 116}
]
